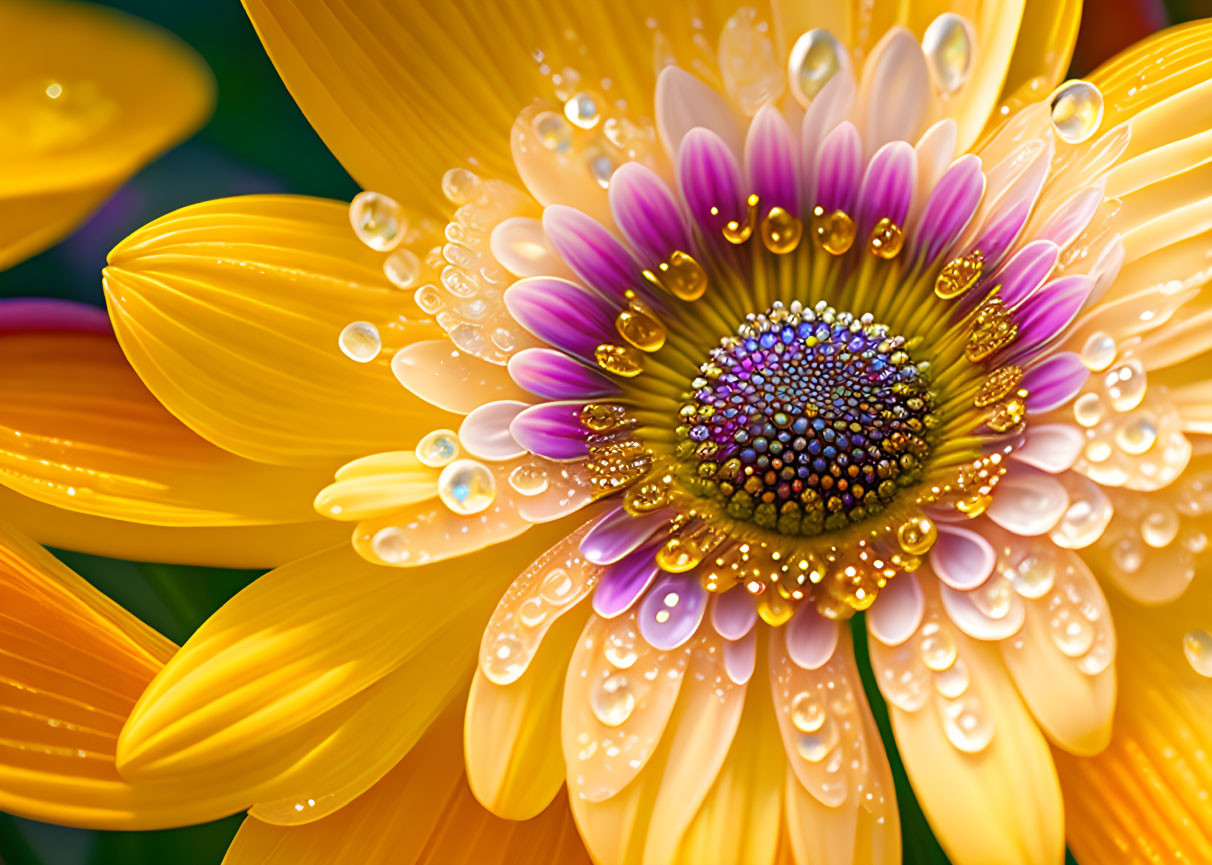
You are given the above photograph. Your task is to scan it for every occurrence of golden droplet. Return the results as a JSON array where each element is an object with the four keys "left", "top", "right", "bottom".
[
  {"left": 935, "top": 250, "right": 984, "bottom": 299},
  {"left": 868, "top": 217, "right": 904, "bottom": 259},
  {"left": 965, "top": 297, "right": 1018, "bottom": 363},
  {"left": 760, "top": 206, "right": 803, "bottom": 254},
  {"left": 811, "top": 206, "right": 855, "bottom": 254},
  {"left": 722, "top": 193, "right": 760, "bottom": 244},
  {"left": 595, "top": 343, "right": 644, "bottom": 377},
  {"left": 642, "top": 250, "right": 707, "bottom": 301},
  {"left": 787, "top": 29, "right": 844, "bottom": 108},
  {"left": 580, "top": 402, "right": 631, "bottom": 432},
  {"left": 624, "top": 473, "right": 675, "bottom": 514},
  {"left": 987, "top": 388, "right": 1029, "bottom": 432},
  {"left": 897, "top": 515, "right": 938, "bottom": 556},
  {"left": 586, "top": 439, "right": 652, "bottom": 497},
  {"left": 656, "top": 524, "right": 725, "bottom": 573},
  {"left": 757, "top": 592, "right": 796, "bottom": 626},
  {"left": 974, "top": 366, "right": 1024, "bottom": 408},
  {"left": 615, "top": 299, "right": 667, "bottom": 352},
  {"left": 955, "top": 492, "right": 992, "bottom": 516},
  {"left": 1049, "top": 79, "right": 1104, "bottom": 145}
]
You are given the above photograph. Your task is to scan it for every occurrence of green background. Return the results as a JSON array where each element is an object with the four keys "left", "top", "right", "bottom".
[{"left": 0, "top": 0, "right": 1207, "bottom": 862}]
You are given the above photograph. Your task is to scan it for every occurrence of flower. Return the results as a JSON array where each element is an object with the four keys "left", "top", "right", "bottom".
[{"left": 3, "top": 2, "right": 1212, "bottom": 864}]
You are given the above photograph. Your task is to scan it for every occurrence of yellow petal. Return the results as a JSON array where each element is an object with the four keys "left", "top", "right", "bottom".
[
  {"left": 241, "top": 0, "right": 745, "bottom": 215},
  {"left": 869, "top": 578, "right": 1064, "bottom": 865},
  {"left": 118, "top": 519, "right": 576, "bottom": 808},
  {"left": 2, "top": 485, "right": 347, "bottom": 569},
  {"left": 0, "top": 0, "right": 213, "bottom": 268},
  {"left": 465, "top": 604, "right": 588, "bottom": 820},
  {"left": 0, "top": 329, "right": 333, "bottom": 526},
  {"left": 103, "top": 195, "right": 455, "bottom": 467},
  {"left": 0, "top": 520, "right": 259, "bottom": 828},
  {"left": 1055, "top": 566, "right": 1212, "bottom": 863},
  {"left": 999, "top": 0, "right": 1081, "bottom": 104}
]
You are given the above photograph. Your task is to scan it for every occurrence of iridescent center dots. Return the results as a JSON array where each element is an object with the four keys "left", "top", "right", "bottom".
[{"left": 676, "top": 302, "right": 936, "bottom": 536}]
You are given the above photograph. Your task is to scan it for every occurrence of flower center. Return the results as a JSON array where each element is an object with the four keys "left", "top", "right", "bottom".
[{"left": 676, "top": 302, "right": 935, "bottom": 537}]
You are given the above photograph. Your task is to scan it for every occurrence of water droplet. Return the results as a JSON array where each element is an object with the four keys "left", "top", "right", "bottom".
[
  {"left": 940, "top": 695, "right": 993, "bottom": 752},
  {"left": 1116, "top": 415, "right": 1157, "bottom": 455},
  {"left": 518, "top": 596, "right": 548, "bottom": 628},
  {"left": 349, "top": 191, "right": 405, "bottom": 251},
  {"left": 589, "top": 153, "right": 615, "bottom": 188},
  {"left": 791, "top": 691, "right": 826, "bottom": 733},
  {"left": 1050, "top": 80, "right": 1104, "bottom": 144},
  {"left": 414, "top": 284, "right": 443, "bottom": 315},
  {"left": 616, "top": 303, "right": 667, "bottom": 352},
  {"left": 787, "top": 29, "right": 844, "bottom": 108},
  {"left": 1141, "top": 507, "right": 1180, "bottom": 548},
  {"left": 564, "top": 91, "right": 600, "bottom": 129},
  {"left": 383, "top": 248, "right": 421, "bottom": 289},
  {"left": 604, "top": 629, "right": 638, "bottom": 669},
  {"left": 338, "top": 321, "right": 381, "bottom": 362},
  {"left": 533, "top": 110, "right": 573, "bottom": 151},
  {"left": 1008, "top": 554, "right": 1055, "bottom": 598},
  {"left": 1050, "top": 605, "right": 1095, "bottom": 657},
  {"left": 442, "top": 168, "right": 482, "bottom": 206},
  {"left": 922, "top": 13, "right": 973, "bottom": 94},
  {"left": 1080, "top": 331, "right": 1116, "bottom": 371},
  {"left": 437, "top": 458, "right": 496, "bottom": 514},
  {"left": 933, "top": 657, "right": 970, "bottom": 698},
  {"left": 592, "top": 673, "right": 636, "bottom": 726},
  {"left": 484, "top": 632, "right": 526, "bottom": 683},
  {"left": 1111, "top": 536, "right": 1144, "bottom": 575},
  {"left": 508, "top": 462, "right": 549, "bottom": 496},
  {"left": 1183, "top": 629, "right": 1212, "bottom": 677},
  {"left": 796, "top": 731, "right": 832, "bottom": 761},
  {"left": 1105, "top": 360, "right": 1146, "bottom": 411},
  {"left": 371, "top": 526, "right": 410, "bottom": 563},
  {"left": 416, "top": 429, "right": 460, "bottom": 467},
  {"left": 919, "top": 624, "right": 957, "bottom": 671},
  {"left": 595, "top": 343, "right": 644, "bottom": 377},
  {"left": 1074, "top": 392, "right": 1103, "bottom": 427}
]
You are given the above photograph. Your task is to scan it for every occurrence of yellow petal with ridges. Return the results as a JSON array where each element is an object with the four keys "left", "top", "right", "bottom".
[
  {"left": 314, "top": 452, "right": 440, "bottom": 521},
  {"left": 999, "top": 0, "right": 1081, "bottom": 104},
  {"left": 0, "top": 0, "right": 213, "bottom": 268},
  {"left": 0, "top": 329, "right": 333, "bottom": 527},
  {"left": 103, "top": 195, "right": 456, "bottom": 467},
  {"left": 241, "top": 0, "right": 746, "bottom": 215},
  {"left": 0, "top": 520, "right": 262, "bottom": 828}
]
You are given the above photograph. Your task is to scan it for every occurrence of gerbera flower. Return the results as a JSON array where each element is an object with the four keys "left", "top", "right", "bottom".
[{"left": 3, "top": 2, "right": 1211, "bottom": 864}]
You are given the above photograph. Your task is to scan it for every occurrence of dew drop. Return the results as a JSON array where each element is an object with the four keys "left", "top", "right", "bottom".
[
  {"left": 589, "top": 153, "right": 615, "bottom": 188},
  {"left": 508, "top": 462, "right": 549, "bottom": 496},
  {"left": 484, "top": 633, "right": 526, "bottom": 684},
  {"left": 933, "top": 657, "right": 970, "bottom": 698},
  {"left": 1105, "top": 360, "right": 1146, "bottom": 411},
  {"left": 787, "top": 29, "right": 844, "bottom": 108},
  {"left": 940, "top": 695, "right": 993, "bottom": 752},
  {"left": 533, "top": 110, "right": 573, "bottom": 151},
  {"left": 349, "top": 191, "right": 405, "bottom": 251},
  {"left": 791, "top": 691, "right": 826, "bottom": 733},
  {"left": 564, "top": 91, "right": 601, "bottom": 129},
  {"left": 1008, "top": 554, "right": 1055, "bottom": 598},
  {"left": 371, "top": 526, "right": 410, "bottom": 563},
  {"left": 592, "top": 673, "right": 636, "bottom": 726},
  {"left": 1183, "top": 629, "right": 1212, "bottom": 677},
  {"left": 383, "top": 248, "right": 421, "bottom": 289},
  {"left": 1073, "top": 392, "right": 1103, "bottom": 427},
  {"left": 1116, "top": 415, "right": 1157, "bottom": 455},
  {"left": 1050, "top": 80, "right": 1104, "bottom": 144},
  {"left": 441, "top": 168, "right": 483, "bottom": 206},
  {"left": 922, "top": 13, "right": 973, "bottom": 94},
  {"left": 338, "top": 321, "right": 381, "bottom": 362},
  {"left": 918, "top": 624, "right": 957, "bottom": 671},
  {"left": 437, "top": 458, "right": 496, "bottom": 514},
  {"left": 1080, "top": 331, "right": 1116, "bottom": 371},
  {"left": 604, "top": 630, "right": 639, "bottom": 670},
  {"left": 1140, "top": 507, "right": 1180, "bottom": 548},
  {"left": 416, "top": 429, "right": 460, "bottom": 467}
]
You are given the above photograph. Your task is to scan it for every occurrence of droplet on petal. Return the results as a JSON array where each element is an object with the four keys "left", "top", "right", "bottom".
[
  {"left": 533, "top": 110, "right": 573, "bottom": 151},
  {"left": 416, "top": 429, "right": 460, "bottom": 467},
  {"left": 564, "top": 91, "right": 601, "bottom": 129},
  {"left": 383, "top": 248, "right": 421, "bottom": 289},
  {"left": 1184, "top": 629, "right": 1212, "bottom": 677},
  {"left": 442, "top": 168, "right": 483, "bottom": 205},
  {"left": 1049, "top": 80, "right": 1104, "bottom": 144},
  {"left": 788, "top": 29, "right": 844, "bottom": 109},
  {"left": 338, "top": 321, "right": 381, "bottom": 362},
  {"left": 438, "top": 458, "right": 496, "bottom": 514},
  {"left": 921, "top": 13, "right": 973, "bottom": 94},
  {"left": 349, "top": 191, "right": 405, "bottom": 251}
]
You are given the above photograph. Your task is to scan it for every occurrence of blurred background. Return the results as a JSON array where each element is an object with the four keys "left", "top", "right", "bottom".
[{"left": 0, "top": 0, "right": 1208, "bottom": 862}]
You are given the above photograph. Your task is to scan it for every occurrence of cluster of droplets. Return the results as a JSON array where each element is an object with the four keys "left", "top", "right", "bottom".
[{"left": 677, "top": 302, "right": 935, "bottom": 537}]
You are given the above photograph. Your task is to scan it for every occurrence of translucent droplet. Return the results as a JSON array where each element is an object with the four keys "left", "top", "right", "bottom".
[
  {"left": 922, "top": 13, "right": 973, "bottom": 94},
  {"left": 441, "top": 168, "right": 482, "bottom": 206},
  {"left": 383, "top": 248, "right": 421, "bottom": 289},
  {"left": 1080, "top": 331, "right": 1116, "bottom": 371},
  {"left": 1141, "top": 507, "right": 1180, "bottom": 548},
  {"left": 1050, "top": 80, "right": 1104, "bottom": 144},
  {"left": 604, "top": 629, "right": 639, "bottom": 669},
  {"left": 349, "top": 191, "right": 404, "bottom": 251},
  {"left": 338, "top": 321, "right": 381, "bottom": 362},
  {"left": 508, "top": 462, "right": 549, "bottom": 496},
  {"left": 1183, "top": 629, "right": 1212, "bottom": 677},
  {"left": 371, "top": 526, "right": 410, "bottom": 563},
  {"left": 590, "top": 154, "right": 615, "bottom": 188},
  {"left": 1050, "top": 604, "right": 1095, "bottom": 657},
  {"left": 485, "top": 633, "right": 526, "bottom": 683},
  {"left": 518, "top": 596, "right": 548, "bottom": 628},
  {"left": 414, "top": 284, "right": 443, "bottom": 315},
  {"left": 933, "top": 657, "right": 970, "bottom": 698},
  {"left": 787, "top": 29, "right": 843, "bottom": 108},
  {"left": 564, "top": 91, "right": 600, "bottom": 129},
  {"left": 1073, "top": 392, "right": 1103, "bottom": 427},
  {"left": 796, "top": 731, "right": 832, "bottom": 761},
  {"left": 437, "top": 458, "right": 496, "bottom": 514},
  {"left": 1009, "top": 554, "right": 1055, "bottom": 599},
  {"left": 940, "top": 695, "right": 993, "bottom": 752},
  {"left": 592, "top": 673, "right": 636, "bottom": 726},
  {"left": 416, "top": 429, "right": 460, "bottom": 467},
  {"left": 1111, "top": 536, "right": 1144, "bottom": 575},
  {"left": 533, "top": 110, "right": 573, "bottom": 151},
  {"left": 919, "top": 624, "right": 957, "bottom": 671},
  {"left": 791, "top": 691, "right": 826, "bottom": 733},
  {"left": 1105, "top": 360, "right": 1146, "bottom": 412},
  {"left": 1115, "top": 415, "right": 1157, "bottom": 456}
]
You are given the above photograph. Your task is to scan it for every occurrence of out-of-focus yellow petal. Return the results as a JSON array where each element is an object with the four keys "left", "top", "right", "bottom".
[
  {"left": 1000, "top": 0, "right": 1081, "bottom": 101},
  {"left": 0, "top": 521, "right": 259, "bottom": 828},
  {"left": 2, "top": 486, "right": 347, "bottom": 569},
  {"left": 0, "top": 329, "right": 333, "bottom": 527},
  {"left": 117, "top": 520, "right": 577, "bottom": 815},
  {"left": 225, "top": 702, "right": 591, "bottom": 865},
  {"left": 1055, "top": 573, "right": 1212, "bottom": 863},
  {"left": 0, "top": 0, "right": 213, "bottom": 268},
  {"left": 240, "top": 0, "right": 746, "bottom": 215},
  {"left": 103, "top": 195, "right": 455, "bottom": 467}
]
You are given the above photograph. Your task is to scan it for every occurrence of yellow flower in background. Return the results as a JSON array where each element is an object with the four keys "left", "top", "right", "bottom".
[{"left": 3, "top": 2, "right": 1212, "bottom": 865}]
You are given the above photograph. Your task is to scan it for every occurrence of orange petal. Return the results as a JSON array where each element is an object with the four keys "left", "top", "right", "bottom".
[
  {"left": 0, "top": 521, "right": 254, "bottom": 828},
  {"left": 242, "top": 0, "right": 746, "bottom": 214},
  {"left": 103, "top": 195, "right": 455, "bottom": 467},
  {"left": 223, "top": 700, "right": 592, "bottom": 864},
  {"left": 0, "top": 0, "right": 213, "bottom": 268},
  {"left": 1055, "top": 565, "right": 1212, "bottom": 863},
  {"left": 0, "top": 329, "right": 334, "bottom": 527}
]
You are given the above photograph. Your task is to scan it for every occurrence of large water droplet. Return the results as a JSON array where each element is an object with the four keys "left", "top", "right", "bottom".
[
  {"left": 564, "top": 91, "right": 601, "bottom": 129},
  {"left": 1140, "top": 507, "right": 1180, "bottom": 548},
  {"left": 1116, "top": 415, "right": 1158, "bottom": 455},
  {"left": 933, "top": 657, "right": 970, "bottom": 698},
  {"left": 533, "top": 110, "right": 573, "bottom": 151},
  {"left": 787, "top": 29, "right": 844, "bottom": 108},
  {"left": 1080, "top": 331, "right": 1116, "bottom": 371},
  {"left": 1183, "top": 629, "right": 1212, "bottom": 677},
  {"left": 940, "top": 695, "right": 994, "bottom": 752},
  {"left": 338, "top": 321, "right": 381, "bottom": 362},
  {"left": 1073, "top": 392, "right": 1103, "bottom": 427},
  {"left": 371, "top": 526, "right": 410, "bottom": 563},
  {"left": 384, "top": 248, "right": 421, "bottom": 289},
  {"left": 349, "top": 191, "right": 404, "bottom": 251},
  {"left": 922, "top": 13, "right": 973, "bottom": 94},
  {"left": 1050, "top": 80, "right": 1104, "bottom": 144},
  {"left": 416, "top": 429, "right": 460, "bottom": 467},
  {"left": 508, "top": 462, "right": 549, "bottom": 496},
  {"left": 1105, "top": 360, "right": 1146, "bottom": 411},
  {"left": 919, "top": 623, "right": 957, "bottom": 671},
  {"left": 791, "top": 691, "right": 826, "bottom": 733},
  {"left": 1008, "top": 554, "right": 1055, "bottom": 598},
  {"left": 592, "top": 673, "right": 636, "bottom": 726},
  {"left": 437, "top": 458, "right": 496, "bottom": 514}
]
